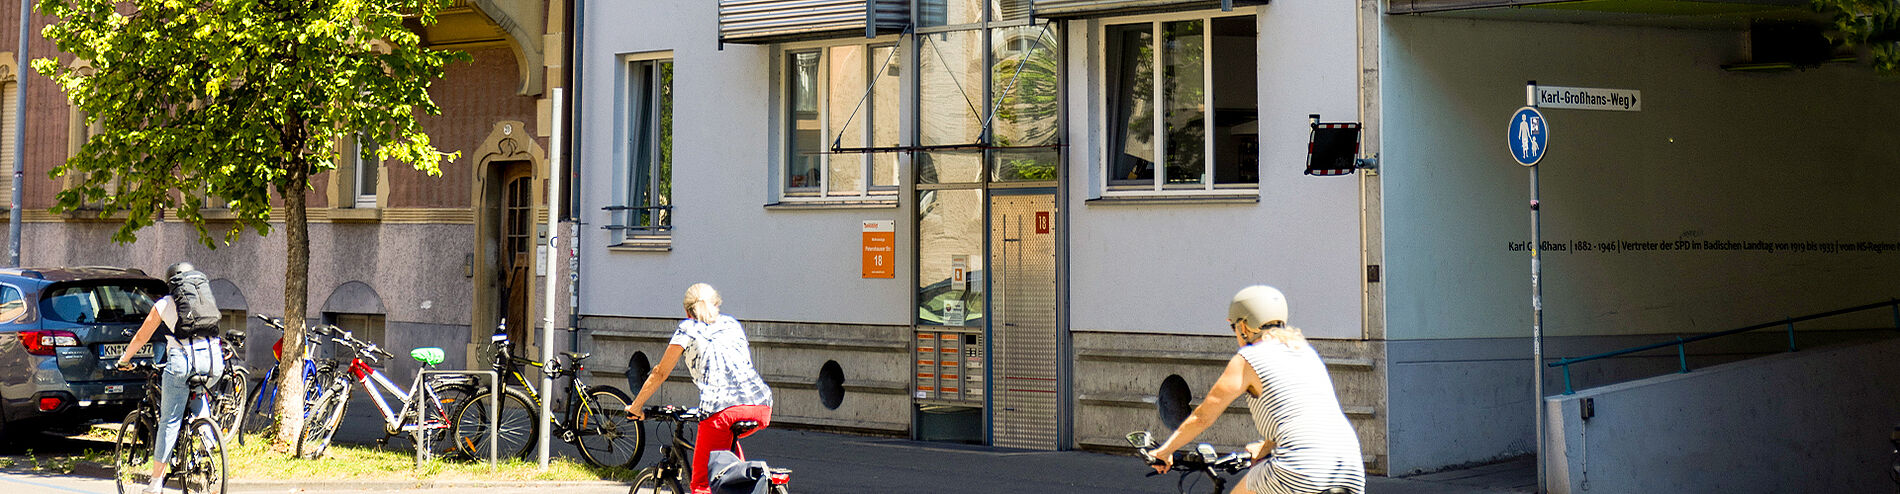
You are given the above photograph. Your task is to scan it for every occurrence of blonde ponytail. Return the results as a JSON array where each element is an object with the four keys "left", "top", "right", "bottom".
[{"left": 683, "top": 283, "right": 722, "bottom": 323}]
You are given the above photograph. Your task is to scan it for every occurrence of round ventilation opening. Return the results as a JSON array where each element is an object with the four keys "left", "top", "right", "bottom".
[
  {"left": 817, "top": 360, "right": 846, "bottom": 410},
  {"left": 1157, "top": 374, "right": 1192, "bottom": 430}
]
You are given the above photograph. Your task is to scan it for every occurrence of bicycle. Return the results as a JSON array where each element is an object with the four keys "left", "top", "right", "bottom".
[
  {"left": 1127, "top": 431, "right": 1254, "bottom": 494},
  {"left": 298, "top": 326, "right": 478, "bottom": 460},
  {"left": 235, "top": 315, "right": 335, "bottom": 445},
  {"left": 449, "top": 322, "right": 643, "bottom": 467},
  {"left": 628, "top": 405, "right": 790, "bottom": 494},
  {"left": 208, "top": 327, "right": 248, "bottom": 443},
  {"left": 112, "top": 361, "right": 227, "bottom": 494}
]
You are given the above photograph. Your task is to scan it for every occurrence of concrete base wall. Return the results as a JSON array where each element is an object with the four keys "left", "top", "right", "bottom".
[
  {"left": 1072, "top": 331, "right": 1388, "bottom": 474},
  {"left": 1543, "top": 336, "right": 1900, "bottom": 493},
  {"left": 580, "top": 315, "right": 912, "bottom": 434},
  {"left": 1387, "top": 330, "right": 1892, "bottom": 476}
]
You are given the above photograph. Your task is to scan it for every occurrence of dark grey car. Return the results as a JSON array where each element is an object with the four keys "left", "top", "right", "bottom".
[{"left": 0, "top": 266, "right": 168, "bottom": 440}]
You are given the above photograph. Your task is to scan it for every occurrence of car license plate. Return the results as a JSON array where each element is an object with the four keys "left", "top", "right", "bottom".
[
  {"left": 106, "top": 384, "right": 125, "bottom": 394},
  {"left": 98, "top": 343, "right": 154, "bottom": 360}
]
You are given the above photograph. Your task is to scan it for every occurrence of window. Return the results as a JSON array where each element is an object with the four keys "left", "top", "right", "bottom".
[
  {"left": 328, "top": 312, "right": 386, "bottom": 366},
  {"left": 612, "top": 56, "right": 672, "bottom": 241},
  {"left": 218, "top": 309, "right": 247, "bottom": 336},
  {"left": 350, "top": 133, "right": 379, "bottom": 208},
  {"left": 0, "top": 285, "right": 23, "bottom": 323},
  {"left": 782, "top": 41, "right": 901, "bottom": 199},
  {"left": 0, "top": 81, "right": 14, "bottom": 209},
  {"left": 1104, "top": 14, "right": 1257, "bottom": 194},
  {"left": 40, "top": 283, "right": 159, "bottom": 324}
]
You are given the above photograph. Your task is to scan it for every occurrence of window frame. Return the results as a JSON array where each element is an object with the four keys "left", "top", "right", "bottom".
[
  {"left": 351, "top": 133, "right": 380, "bottom": 208},
  {"left": 611, "top": 51, "right": 675, "bottom": 245},
  {"left": 776, "top": 36, "right": 905, "bottom": 203},
  {"left": 1095, "top": 9, "right": 1260, "bottom": 198}
]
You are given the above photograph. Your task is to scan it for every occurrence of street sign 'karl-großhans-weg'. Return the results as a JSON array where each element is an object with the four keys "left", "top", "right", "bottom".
[
  {"left": 1508, "top": 107, "right": 1548, "bottom": 167},
  {"left": 1535, "top": 85, "right": 1641, "bottom": 111}
]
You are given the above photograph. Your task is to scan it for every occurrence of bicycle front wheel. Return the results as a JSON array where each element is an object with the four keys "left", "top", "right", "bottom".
[
  {"left": 300, "top": 382, "right": 350, "bottom": 459},
  {"left": 575, "top": 385, "right": 644, "bottom": 468},
  {"left": 179, "top": 417, "right": 226, "bottom": 494},
  {"left": 213, "top": 366, "right": 249, "bottom": 444},
  {"left": 113, "top": 411, "right": 152, "bottom": 494},
  {"left": 628, "top": 467, "right": 686, "bottom": 494},
  {"left": 451, "top": 387, "right": 537, "bottom": 460}
]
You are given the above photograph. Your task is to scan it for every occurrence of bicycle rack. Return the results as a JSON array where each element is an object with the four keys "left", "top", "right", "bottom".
[{"left": 414, "top": 370, "right": 500, "bottom": 470}]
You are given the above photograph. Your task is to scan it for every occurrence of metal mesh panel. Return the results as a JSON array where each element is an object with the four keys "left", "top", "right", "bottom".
[{"left": 990, "top": 193, "right": 1059, "bottom": 450}]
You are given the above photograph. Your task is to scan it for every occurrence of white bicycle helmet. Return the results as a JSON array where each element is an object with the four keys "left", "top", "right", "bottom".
[{"left": 1228, "top": 285, "right": 1288, "bottom": 328}]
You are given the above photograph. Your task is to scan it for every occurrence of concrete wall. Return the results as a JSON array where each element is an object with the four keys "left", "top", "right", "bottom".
[
  {"left": 1380, "top": 16, "right": 1900, "bottom": 474},
  {"left": 1544, "top": 336, "right": 1900, "bottom": 493},
  {"left": 1063, "top": 1, "right": 1365, "bottom": 339},
  {"left": 576, "top": 0, "right": 911, "bottom": 326}
]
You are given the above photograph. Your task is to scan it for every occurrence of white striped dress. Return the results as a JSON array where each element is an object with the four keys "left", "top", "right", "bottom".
[{"left": 1238, "top": 342, "right": 1366, "bottom": 494}]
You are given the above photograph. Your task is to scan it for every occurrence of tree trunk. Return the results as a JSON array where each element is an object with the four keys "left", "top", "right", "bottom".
[{"left": 272, "top": 161, "right": 311, "bottom": 455}]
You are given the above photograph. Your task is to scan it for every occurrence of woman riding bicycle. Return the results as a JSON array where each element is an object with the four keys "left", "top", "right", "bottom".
[
  {"left": 625, "top": 283, "right": 774, "bottom": 494},
  {"left": 1144, "top": 285, "right": 1365, "bottom": 494},
  {"left": 115, "top": 262, "right": 225, "bottom": 494}
]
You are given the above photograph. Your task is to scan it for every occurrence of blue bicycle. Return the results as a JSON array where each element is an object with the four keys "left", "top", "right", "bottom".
[{"left": 235, "top": 315, "right": 334, "bottom": 444}]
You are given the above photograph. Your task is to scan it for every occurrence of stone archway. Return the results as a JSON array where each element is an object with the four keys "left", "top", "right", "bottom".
[{"left": 468, "top": 121, "right": 546, "bottom": 363}]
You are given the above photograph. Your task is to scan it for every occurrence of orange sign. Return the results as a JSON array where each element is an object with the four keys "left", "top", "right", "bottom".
[{"left": 862, "top": 220, "right": 895, "bottom": 278}]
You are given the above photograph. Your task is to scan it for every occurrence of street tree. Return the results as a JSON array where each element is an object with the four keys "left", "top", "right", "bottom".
[
  {"left": 1815, "top": 0, "right": 1900, "bottom": 74},
  {"left": 32, "top": 0, "right": 465, "bottom": 454}
]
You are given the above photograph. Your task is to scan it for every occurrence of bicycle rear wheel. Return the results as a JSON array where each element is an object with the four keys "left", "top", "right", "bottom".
[
  {"left": 179, "top": 417, "right": 226, "bottom": 494},
  {"left": 300, "top": 381, "right": 350, "bottom": 459},
  {"left": 628, "top": 467, "right": 686, "bottom": 494},
  {"left": 213, "top": 366, "right": 249, "bottom": 443},
  {"left": 451, "top": 387, "right": 537, "bottom": 460},
  {"left": 575, "top": 385, "right": 644, "bottom": 468},
  {"left": 413, "top": 382, "right": 473, "bottom": 459},
  {"left": 112, "top": 411, "right": 152, "bottom": 494}
]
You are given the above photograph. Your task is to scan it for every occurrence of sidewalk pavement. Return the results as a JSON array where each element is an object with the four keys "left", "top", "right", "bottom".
[{"left": 4, "top": 420, "right": 1535, "bottom": 493}]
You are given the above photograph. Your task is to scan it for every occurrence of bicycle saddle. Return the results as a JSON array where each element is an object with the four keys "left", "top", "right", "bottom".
[
  {"left": 560, "top": 351, "right": 591, "bottom": 362},
  {"left": 410, "top": 347, "right": 446, "bottom": 366},
  {"left": 1319, "top": 488, "right": 1352, "bottom": 494},
  {"left": 731, "top": 420, "right": 761, "bottom": 437},
  {"left": 187, "top": 374, "right": 209, "bottom": 387}
]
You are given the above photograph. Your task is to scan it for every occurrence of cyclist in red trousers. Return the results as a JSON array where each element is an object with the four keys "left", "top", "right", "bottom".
[{"left": 626, "top": 283, "right": 775, "bottom": 494}]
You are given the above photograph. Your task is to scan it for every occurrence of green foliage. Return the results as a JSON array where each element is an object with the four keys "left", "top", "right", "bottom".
[
  {"left": 32, "top": 0, "right": 468, "bottom": 246},
  {"left": 1815, "top": 0, "right": 1900, "bottom": 74}
]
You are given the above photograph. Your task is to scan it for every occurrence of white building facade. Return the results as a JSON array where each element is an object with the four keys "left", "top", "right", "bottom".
[{"left": 575, "top": 0, "right": 1900, "bottom": 480}]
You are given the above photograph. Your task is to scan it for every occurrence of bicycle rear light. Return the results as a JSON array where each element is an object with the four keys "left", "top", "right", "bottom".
[
  {"left": 769, "top": 471, "right": 790, "bottom": 485},
  {"left": 21, "top": 330, "right": 78, "bottom": 356}
]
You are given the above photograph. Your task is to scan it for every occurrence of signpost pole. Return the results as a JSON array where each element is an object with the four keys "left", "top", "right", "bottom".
[{"left": 1526, "top": 80, "right": 1547, "bottom": 493}]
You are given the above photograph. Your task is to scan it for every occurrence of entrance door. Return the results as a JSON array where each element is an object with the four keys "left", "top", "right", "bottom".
[
  {"left": 989, "top": 191, "right": 1059, "bottom": 450},
  {"left": 499, "top": 163, "right": 534, "bottom": 352}
]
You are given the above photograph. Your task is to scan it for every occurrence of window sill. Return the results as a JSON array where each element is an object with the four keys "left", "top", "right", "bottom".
[
  {"left": 764, "top": 199, "right": 899, "bottom": 210},
  {"left": 609, "top": 236, "right": 672, "bottom": 252},
  {"left": 328, "top": 207, "right": 382, "bottom": 222},
  {"left": 1087, "top": 192, "right": 1258, "bottom": 206}
]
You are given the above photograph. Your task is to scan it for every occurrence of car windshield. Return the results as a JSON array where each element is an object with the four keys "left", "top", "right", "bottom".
[{"left": 40, "top": 283, "right": 160, "bottom": 324}]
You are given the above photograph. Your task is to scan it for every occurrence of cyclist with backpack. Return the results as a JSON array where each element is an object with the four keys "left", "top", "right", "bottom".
[
  {"left": 624, "top": 283, "right": 774, "bottom": 494},
  {"left": 115, "top": 262, "right": 224, "bottom": 494}
]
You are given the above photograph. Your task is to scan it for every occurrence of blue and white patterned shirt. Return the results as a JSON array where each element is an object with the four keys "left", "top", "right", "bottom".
[{"left": 670, "top": 315, "right": 773, "bottom": 412}]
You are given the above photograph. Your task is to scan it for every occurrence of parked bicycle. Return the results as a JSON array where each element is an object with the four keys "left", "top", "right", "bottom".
[
  {"left": 1127, "top": 431, "right": 1255, "bottom": 494},
  {"left": 112, "top": 361, "right": 226, "bottom": 494},
  {"left": 299, "top": 326, "right": 477, "bottom": 459},
  {"left": 235, "top": 315, "right": 334, "bottom": 445},
  {"left": 209, "top": 325, "right": 248, "bottom": 443},
  {"left": 450, "top": 323, "right": 644, "bottom": 468},
  {"left": 628, "top": 405, "right": 790, "bottom": 494}
]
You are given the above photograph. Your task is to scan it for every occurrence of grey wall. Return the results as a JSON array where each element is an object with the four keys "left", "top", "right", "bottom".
[
  {"left": 1064, "top": 1, "right": 1365, "bottom": 339},
  {"left": 1382, "top": 17, "right": 1900, "bottom": 342},
  {"left": 577, "top": 0, "right": 911, "bottom": 325},
  {"left": 1545, "top": 337, "right": 1900, "bottom": 493},
  {"left": 1380, "top": 16, "right": 1900, "bottom": 475}
]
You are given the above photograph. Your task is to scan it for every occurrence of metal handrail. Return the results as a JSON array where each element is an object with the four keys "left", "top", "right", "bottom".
[{"left": 1546, "top": 298, "right": 1900, "bottom": 394}]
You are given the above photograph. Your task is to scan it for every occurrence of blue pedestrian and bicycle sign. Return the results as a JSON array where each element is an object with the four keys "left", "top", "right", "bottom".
[{"left": 1508, "top": 106, "right": 1548, "bottom": 166}]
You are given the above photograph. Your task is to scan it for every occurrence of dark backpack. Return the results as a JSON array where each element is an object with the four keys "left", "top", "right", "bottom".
[{"left": 169, "top": 270, "right": 221, "bottom": 338}]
